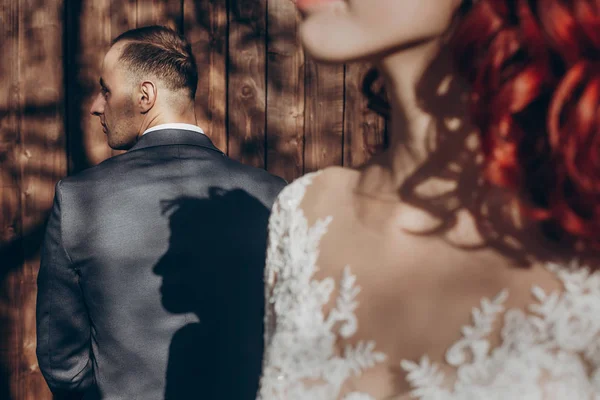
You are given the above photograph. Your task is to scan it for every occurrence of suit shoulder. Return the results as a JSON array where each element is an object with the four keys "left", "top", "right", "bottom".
[
  {"left": 59, "top": 153, "right": 134, "bottom": 186},
  {"left": 226, "top": 159, "right": 287, "bottom": 188},
  {"left": 217, "top": 160, "right": 285, "bottom": 207}
]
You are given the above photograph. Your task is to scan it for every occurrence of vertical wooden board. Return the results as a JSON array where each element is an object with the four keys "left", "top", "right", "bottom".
[
  {"left": 69, "top": 0, "right": 137, "bottom": 170},
  {"left": 17, "top": 281, "right": 44, "bottom": 400},
  {"left": 265, "top": 0, "right": 304, "bottom": 182},
  {"left": 15, "top": 0, "right": 67, "bottom": 398},
  {"left": 67, "top": 0, "right": 114, "bottom": 171},
  {"left": 108, "top": 0, "right": 137, "bottom": 35},
  {"left": 303, "top": 61, "right": 345, "bottom": 173},
  {"left": 19, "top": 0, "right": 67, "bottom": 262},
  {"left": 343, "top": 63, "right": 386, "bottom": 168},
  {"left": 109, "top": 0, "right": 138, "bottom": 161},
  {"left": 183, "top": 0, "right": 228, "bottom": 153},
  {"left": 0, "top": 0, "right": 21, "bottom": 275},
  {"left": 0, "top": 1, "right": 22, "bottom": 398},
  {"left": 228, "top": 0, "right": 267, "bottom": 168},
  {"left": 73, "top": 0, "right": 136, "bottom": 166},
  {"left": 136, "top": 0, "right": 182, "bottom": 30},
  {"left": 111, "top": 0, "right": 137, "bottom": 35}
]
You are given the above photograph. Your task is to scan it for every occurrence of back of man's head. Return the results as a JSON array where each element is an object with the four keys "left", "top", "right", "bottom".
[{"left": 112, "top": 25, "right": 198, "bottom": 100}]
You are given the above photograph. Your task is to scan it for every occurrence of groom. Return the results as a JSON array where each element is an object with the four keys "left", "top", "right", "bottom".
[{"left": 36, "top": 25, "right": 285, "bottom": 399}]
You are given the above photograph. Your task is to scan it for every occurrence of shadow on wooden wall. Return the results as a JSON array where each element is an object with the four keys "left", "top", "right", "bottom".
[
  {"left": 0, "top": 0, "right": 386, "bottom": 398},
  {"left": 1, "top": 0, "right": 66, "bottom": 397}
]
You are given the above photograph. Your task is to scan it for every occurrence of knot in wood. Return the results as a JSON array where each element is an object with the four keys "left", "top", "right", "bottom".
[{"left": 241, "top": 85, "right": 254, "bottom": 98}]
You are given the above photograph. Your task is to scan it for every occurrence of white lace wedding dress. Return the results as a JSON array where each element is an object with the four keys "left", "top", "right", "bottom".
[{"left": 257, "top": 172, "right": 600, "bottom": 400}]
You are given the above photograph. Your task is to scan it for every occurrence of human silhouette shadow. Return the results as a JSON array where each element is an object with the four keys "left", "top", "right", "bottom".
[{"left": 154, "top": 188, "right": 271, "bottom": 400}]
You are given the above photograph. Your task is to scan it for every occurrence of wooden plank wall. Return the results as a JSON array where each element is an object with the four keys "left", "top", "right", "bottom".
[
  {"left": 0, "top": 0, "right": 386, "bottom": 398},
  {"left": 1, "top": 0, "right": 67, "bottom": 398}
]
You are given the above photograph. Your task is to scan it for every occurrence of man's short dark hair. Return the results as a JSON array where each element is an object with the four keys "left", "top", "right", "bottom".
[{"left": 112, "top": 25, "right": 198, "bottom": 99}]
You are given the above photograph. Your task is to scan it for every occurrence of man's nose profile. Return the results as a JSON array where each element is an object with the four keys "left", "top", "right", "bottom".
[{"left": 90, "top": 92, "right": 104, "bottom": 116}]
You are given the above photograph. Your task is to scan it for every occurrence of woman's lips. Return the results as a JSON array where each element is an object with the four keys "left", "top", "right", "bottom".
[{"left": 295, "top": 0, "right": 341, "bottom": 12}]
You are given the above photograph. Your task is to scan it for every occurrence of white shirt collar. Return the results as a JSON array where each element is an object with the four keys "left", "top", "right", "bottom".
[{"left": 142, "top": 123, "right": 205, "bottom": 136}]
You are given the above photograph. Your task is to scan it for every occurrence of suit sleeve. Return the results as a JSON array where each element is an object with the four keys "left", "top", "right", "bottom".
[{"left": 36, "top": 181, "right": 94, "bottom": 397}]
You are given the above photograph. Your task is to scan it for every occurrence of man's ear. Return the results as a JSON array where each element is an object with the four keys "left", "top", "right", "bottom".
[{"left": 138, "top": 81, "right": 157, "bottom": 113}]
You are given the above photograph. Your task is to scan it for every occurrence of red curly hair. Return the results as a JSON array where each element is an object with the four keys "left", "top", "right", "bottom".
[{"left": 452, "top": 0, "right": 600, "bottom": 243}]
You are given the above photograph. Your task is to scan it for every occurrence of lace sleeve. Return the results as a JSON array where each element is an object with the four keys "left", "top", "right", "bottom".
[{"left": 263, "top": 193, "right": 289, "bottom": 346}]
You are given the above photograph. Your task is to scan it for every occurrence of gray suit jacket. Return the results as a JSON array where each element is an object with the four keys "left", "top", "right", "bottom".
[{"left": 36, "top": 129, "right": 286, "bottom": 400}]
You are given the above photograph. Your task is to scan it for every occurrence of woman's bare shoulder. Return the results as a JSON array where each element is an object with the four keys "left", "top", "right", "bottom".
[{"left": 298, "top": 166, "right": 361, "bottom": 220}]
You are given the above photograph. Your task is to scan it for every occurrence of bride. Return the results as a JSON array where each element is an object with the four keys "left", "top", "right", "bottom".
[{"left": 258, "top": 0, "right": 600, "bottom": 398}]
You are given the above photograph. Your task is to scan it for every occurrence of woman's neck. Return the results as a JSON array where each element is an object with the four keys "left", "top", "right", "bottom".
[
  {"left": 359, "top": 38, "right": 476, "bottom": 197},
  {"left": 355, "top": 39, "right": 570, "bottom": 265}
]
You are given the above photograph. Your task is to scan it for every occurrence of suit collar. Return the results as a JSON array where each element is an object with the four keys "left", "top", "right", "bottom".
[
  {"left": 142, "top": 123, "right": 205, "bottom": 136},
  {"left": 128, "top": 129, "right": 224, "bottom": 155}
]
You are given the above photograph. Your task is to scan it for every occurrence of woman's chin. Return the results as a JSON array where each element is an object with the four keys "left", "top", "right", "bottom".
[{"left": 300, "top": 26, "right": 358, "bottom": 64}]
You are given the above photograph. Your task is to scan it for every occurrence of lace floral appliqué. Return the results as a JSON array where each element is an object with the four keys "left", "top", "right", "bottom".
[
  {"left": 258, "top": 173, "right": 600, "bottom": 400},
  {"left": 258, "top": 173, "right": 386, "bottom": 400},
  {"left": 401, "top": 261, "right": 600, "bottom": 400}
]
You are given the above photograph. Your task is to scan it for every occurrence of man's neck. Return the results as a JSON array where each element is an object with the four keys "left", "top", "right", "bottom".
[{"left": 138, "top": 111, "right": 198, "bottom": 136}]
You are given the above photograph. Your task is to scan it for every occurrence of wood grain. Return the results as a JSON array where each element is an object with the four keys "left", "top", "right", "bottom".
[
  {"left": 65, "top": 0, "right": 108, "bottom": 172},
  {"left": 265, "top": 0, "right": 304, "bottom": 182},
  {"left": 136, "top": 0, "right": 182, "bottom": 30},
  {"left": 303, "top": 60, "right": 345, "bottom": 173},
  {"left": 184, "top": 0, "right": 228, "bottom": 153},
  {"left": 11, "top": 0, "right": 67, "bottom": 398},
  {"left": 227, "top": 0, "right": 267, "bottom": 168},
  {"left": 108, "top": 0, "right": 138, "bottom": 160},
  {"left": 0, "top": 0, "right": 23, "bottom": 397}
]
